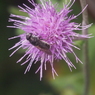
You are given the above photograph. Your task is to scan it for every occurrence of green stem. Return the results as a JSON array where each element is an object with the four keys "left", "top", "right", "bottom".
[{"left": 79, "top": 0, "right": 89, "bottom": 95}]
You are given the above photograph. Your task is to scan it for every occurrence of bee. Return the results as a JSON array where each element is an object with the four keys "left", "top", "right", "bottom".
[{"left": 26, "top": 33, "right": 52, "bottom": 55}]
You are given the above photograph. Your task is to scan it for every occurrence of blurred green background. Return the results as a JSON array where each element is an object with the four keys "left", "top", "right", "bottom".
[{"left": 0, "top": 0, "right": 95, "bottom": 95}]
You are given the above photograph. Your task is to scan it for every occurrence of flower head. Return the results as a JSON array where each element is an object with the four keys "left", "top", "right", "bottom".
[{"left": 8, "top": 0, "right": 92, "bottom": 80}]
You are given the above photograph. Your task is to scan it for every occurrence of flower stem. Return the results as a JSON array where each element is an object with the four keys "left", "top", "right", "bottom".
[{"left": 79, "top": 0, "right": 89, "bottom": 95}]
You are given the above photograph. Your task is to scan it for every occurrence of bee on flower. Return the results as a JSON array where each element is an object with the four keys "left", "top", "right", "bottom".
[{"left": 8, "top": 0, "right": 92, "bottom": 80}]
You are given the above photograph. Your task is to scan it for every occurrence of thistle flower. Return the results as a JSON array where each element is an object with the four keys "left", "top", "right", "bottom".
[{"left": 8, "top": 0, "right": 92, "bottom": 80}]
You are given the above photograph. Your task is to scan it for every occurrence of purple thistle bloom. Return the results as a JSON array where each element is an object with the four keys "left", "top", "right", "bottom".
[{"left": 8, "top": 0, "right": 92, "bottom": 80}]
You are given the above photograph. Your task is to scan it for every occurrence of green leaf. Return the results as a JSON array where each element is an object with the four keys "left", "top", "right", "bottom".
[
  {"left": 49, "top": 73, "right": 84, "bottom": 95},
  {"left": 8, "top": 6, "right": 28, "bottom": 17},
  {"left": 36, "top": 0, "right": 70, "bottom": 11}
]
